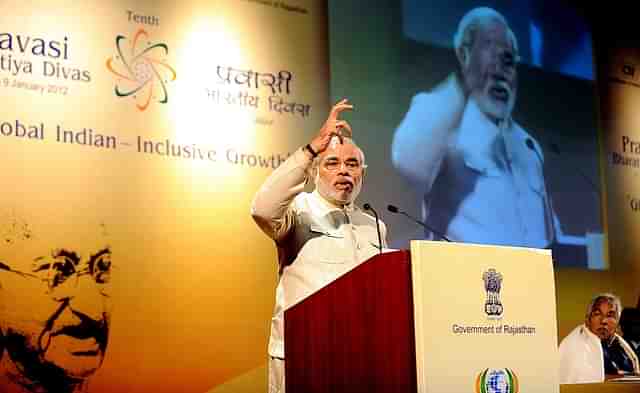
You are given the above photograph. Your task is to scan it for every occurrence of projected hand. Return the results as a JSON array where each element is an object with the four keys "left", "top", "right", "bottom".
[{"left": 310, "top": 98, "right": 353, "bottom": 154}]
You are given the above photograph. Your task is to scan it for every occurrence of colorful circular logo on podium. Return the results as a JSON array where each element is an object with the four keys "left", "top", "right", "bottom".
[{"left": 475, "top": 368, "right": 519, "bottom": 393}]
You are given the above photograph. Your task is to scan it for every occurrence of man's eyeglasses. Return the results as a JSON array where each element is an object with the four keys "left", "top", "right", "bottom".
[{"left": 321, "top": 159, "right": 366, "bottom": 173}]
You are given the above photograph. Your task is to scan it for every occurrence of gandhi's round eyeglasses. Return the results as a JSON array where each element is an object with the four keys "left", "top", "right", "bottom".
[{"left": 34, "top": 251, "right": 112, "bottom": 291}]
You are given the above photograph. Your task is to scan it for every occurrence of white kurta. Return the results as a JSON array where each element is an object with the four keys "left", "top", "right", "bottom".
[
  {"left": 558, "top": 324, "right": 605, "bottom": 384},
  {"left": 251, "top": 147, "right": 387, "bottom": 358}
]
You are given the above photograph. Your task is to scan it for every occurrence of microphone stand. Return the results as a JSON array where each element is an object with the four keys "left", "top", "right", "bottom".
[
  {"left": 363, "top": 203, "right": 383, "bottom": 254},
  {"left": 387, "top": 205, "right": 451, "bottom": 242}
]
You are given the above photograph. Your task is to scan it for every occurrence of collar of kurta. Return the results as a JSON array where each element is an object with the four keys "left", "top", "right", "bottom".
[
  {"left": 457, "top": 97, "right": 510, "bottom": 156},
  {"left": 456, "top": 97, "right": 535, "bottom": 174}
]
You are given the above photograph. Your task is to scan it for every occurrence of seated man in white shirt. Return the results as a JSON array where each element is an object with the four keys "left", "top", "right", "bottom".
[{"left": 558, "top": 293, "right": 640, "bottom": 383}]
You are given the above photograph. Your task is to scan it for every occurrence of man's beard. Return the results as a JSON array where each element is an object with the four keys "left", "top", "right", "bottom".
[
  {"left": 475, "top": 82, "right": 516, "bottom": 123},
  {"left": 316, "top": 174, "right": 362, "bottom": 206}
]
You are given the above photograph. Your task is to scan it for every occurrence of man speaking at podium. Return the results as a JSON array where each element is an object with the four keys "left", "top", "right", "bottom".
[{"left": 251, "top": 99, "right": 388, "bottom": 393}]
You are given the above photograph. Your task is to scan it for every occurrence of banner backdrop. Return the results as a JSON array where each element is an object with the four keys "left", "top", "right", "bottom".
[
  {"left": 0, "top": 1, "right": 328, "bottom": 392},
  {"left": 598, "top": 43, "right": 640, "bottom": 291}
]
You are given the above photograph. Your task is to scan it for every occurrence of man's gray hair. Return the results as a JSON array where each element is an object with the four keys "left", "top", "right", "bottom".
[
  {"left": 453, "top": 7, "right": 520, "bottom": 62},
  {"left": 585, "top": 293, "right": 623, "bottom": 321}
]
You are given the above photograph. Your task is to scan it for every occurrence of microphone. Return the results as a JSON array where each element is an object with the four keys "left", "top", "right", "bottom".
[
  {"left": 525, "top": 138, "right": 557, "bottom": 242},
  {"left": 363, "top": 203, "right": 383, "bottom": 254},
  {"left": 387, "top": 204, "right": 451, "bottom": 242},
  {"left": 526, "top": 138, "right": 599, "bottom": 194}
]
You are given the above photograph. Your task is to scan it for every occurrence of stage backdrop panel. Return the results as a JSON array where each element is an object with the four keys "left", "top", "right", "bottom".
[
  {"left": 599, "top": 47, "right": 640, "bottom": 275},
  {"left": 0, "top": 1, "right": 329, "bottom": 392}
]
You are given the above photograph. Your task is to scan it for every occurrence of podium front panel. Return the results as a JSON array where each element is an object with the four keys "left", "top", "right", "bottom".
[
  {"left": 285, "top": 250, "right": 417, "bottom": 393},
  {"left": 411, "top": 240, "right": 560, "bottom": 393}
]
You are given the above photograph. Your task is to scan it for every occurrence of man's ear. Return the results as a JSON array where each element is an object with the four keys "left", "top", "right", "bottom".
[
  {"left": 455, "top": 46, "right": 465, "bottom": 65},
  {"left": 456, "top": 46, "right": 470, "bottom": 69}
]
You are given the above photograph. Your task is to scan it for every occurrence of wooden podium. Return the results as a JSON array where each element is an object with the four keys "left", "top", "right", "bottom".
[
  {"left": 285, "top": 241, "right": 562, "bottom": 393},
  {"left": 284, "top": 250, "right": 417, "bottom": 393}
]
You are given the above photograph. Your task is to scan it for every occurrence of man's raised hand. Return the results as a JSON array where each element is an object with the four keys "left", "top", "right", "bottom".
[{"left": 309, "top": 98, "right": 353, "bottom": 155}]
